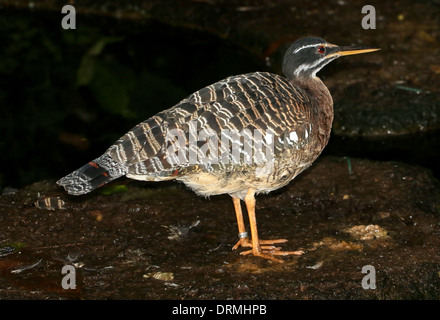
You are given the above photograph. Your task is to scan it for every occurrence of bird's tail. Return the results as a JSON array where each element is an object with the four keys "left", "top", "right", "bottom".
[{"left": 57, "top": 152, "right": 128, "bottom": 195}]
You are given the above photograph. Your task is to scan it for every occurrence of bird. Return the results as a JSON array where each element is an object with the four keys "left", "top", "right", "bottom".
[{"left": 57, "top": 36, "right": 379, "bottom": 263}]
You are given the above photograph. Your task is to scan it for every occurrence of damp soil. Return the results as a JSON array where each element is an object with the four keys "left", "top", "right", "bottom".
[{"left": 1, "top": 156, "right": 440, "bottom": 299}]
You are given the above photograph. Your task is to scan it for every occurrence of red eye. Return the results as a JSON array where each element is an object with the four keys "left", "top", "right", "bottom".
[{"left": 317, "top": 45, "right": 326, "bottom": 54}]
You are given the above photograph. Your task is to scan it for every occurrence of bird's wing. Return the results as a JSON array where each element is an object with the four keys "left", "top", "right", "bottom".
[{"left": 107, "top": 71, "right": 313, "bottom": 180}]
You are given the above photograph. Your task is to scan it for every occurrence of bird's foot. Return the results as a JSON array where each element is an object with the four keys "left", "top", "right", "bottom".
[
  {"left": 232, "top": 237, "right": 287, "bottom": 250},
  {"left": 232, "top": 237, "right": 304, "bottom": 263}
]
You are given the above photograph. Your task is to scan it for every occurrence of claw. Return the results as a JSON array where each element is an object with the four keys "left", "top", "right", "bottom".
[
  {"left": 233, "top": 237, "right": 304, "bottom": 262},
  {"left": 231, "top": 191, "right": 304, "bottom": 263}
]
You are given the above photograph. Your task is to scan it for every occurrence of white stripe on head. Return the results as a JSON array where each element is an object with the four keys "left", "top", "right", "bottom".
[
  {"left": 293, "top": 43, "right": 320, "bottom": 54},
  {"left": 293, "top": 54, "right": 339, "bottom": 77},
  {"left": 293, "top": 57, "right": 324, "bottom": 77}
]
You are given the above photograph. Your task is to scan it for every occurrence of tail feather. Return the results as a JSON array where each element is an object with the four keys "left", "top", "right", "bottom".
[{"left": 57, "top": 153, "right": 127, "bottom": 195}]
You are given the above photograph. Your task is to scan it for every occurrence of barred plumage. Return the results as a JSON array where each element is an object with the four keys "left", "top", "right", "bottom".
[
  {"left": 58, "top": 72, "right": 327, "bottom": 198},
  {"left": 58, "top": 37, "right": 379, "bottom": 262}
]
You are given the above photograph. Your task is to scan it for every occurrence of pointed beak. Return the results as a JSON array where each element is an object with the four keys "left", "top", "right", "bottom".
[
  {"left": 337, "top": 46, "right": 381, "bottom": 56},
  {"left": 328, "top": 45, "right": 380, "bottom": 58}
]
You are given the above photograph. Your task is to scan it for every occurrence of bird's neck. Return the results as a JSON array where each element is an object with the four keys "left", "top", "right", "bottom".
[
  {"left": 290, "top": 76, "right": 333, "bottom": 115},
  {"left": 290, "top": 76, "right": 334, "bottom": 144}
]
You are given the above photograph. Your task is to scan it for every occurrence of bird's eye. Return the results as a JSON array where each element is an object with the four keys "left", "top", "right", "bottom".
[{"left": 317, "top": 45, "right": 326, "bottom": 54}]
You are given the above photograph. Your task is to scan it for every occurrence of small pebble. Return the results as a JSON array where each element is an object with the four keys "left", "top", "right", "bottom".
[{"left": 143, "top": 271, "right": 174, "bottom": 281}]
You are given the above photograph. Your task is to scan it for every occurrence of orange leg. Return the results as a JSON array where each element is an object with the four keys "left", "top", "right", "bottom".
[
  {"left": 232, "top": 196, "right": 247, "bottom": 244},
  {"left": 232, "top": 188, "right": 304, "bottom": 263},
  {"left": 232, "top": 196, "right": 286, "bottom": 251}
]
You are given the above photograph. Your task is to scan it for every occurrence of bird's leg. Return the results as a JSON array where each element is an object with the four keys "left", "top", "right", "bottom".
[
  {"left": 237, "top": 188, "right": 305, "bottom": 263},
  {"left": 232, "top": 197, "right": 252, "bottom": 250},
  {"left": 232, "top": 196, "right": 286, "bottom": 251},
  {"left": 243, "top": 188, "right": 281, "bottom": 262},
  {"left": 245, "top": 189, "right": 262, "bottom": 256}
]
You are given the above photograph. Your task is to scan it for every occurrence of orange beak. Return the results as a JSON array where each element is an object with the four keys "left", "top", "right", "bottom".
[{"left": 327, "top": 45, "right": 381, "bottom": 58}]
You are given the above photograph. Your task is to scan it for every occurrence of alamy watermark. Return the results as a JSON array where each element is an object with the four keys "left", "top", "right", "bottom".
[
  {"left": 62, "top": 4, "right": 377, "bottom": 31},
  {"left": 362, "top": 5, "right": 376, "bottom": 29},
  {"left": 162, "top": 120, "right": 293, "bottom": 176},
  {"left": 61, "top": 265, "right": 76, "bottom": 290},
  {"left": 361, "top": 264, "right": 376, "bottom": 289},
  {"left": 61, "top": 5, "right": 76, "bottom": 30}
]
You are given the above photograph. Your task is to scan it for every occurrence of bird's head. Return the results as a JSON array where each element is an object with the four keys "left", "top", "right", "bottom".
[{"left": 282, "top": 36, "right": 380, "bottom": 80}]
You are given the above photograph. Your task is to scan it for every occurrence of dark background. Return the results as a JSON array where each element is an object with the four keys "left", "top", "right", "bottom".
[{"left": 0, "top": 0, "right": 439, "bottom": 190}]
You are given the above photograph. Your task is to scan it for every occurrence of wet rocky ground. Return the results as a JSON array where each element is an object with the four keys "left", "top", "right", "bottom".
[
  {"left": 1, "top": 156, "right": 440, "bottom": 299},
  {"left": 0, "top": 0, "right": 440, "bottom": 300}
]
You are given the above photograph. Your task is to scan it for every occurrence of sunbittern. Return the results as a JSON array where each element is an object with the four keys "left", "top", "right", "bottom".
[{"left": 58, "top": 37, "right": 379, "bottom": 262}]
